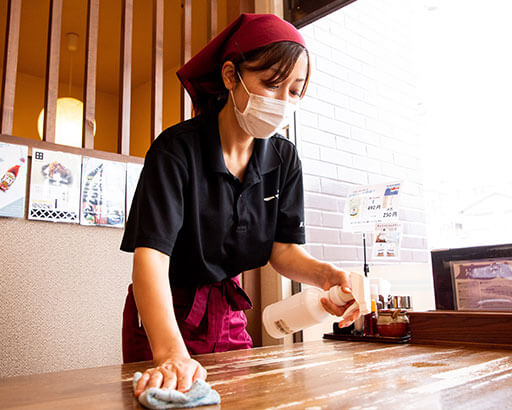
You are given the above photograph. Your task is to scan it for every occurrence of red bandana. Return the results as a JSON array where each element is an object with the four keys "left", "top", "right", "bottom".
[{"left": 176, "top": 13, "right": 306, "bottom": 111}]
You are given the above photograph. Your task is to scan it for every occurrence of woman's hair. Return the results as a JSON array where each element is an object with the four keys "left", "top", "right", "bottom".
[{"left": 195, "top": 41, "right": 310, "bottom": 115}]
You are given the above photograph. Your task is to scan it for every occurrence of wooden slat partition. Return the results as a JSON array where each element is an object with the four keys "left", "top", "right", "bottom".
[
  {"left": 227, "top": 0, "right": 255, "bottom": 25},
  {"left": 42, "top": 0, "right": 63, "bottom": 143},
  {"left": 226, "top": 0, "right": 239, "bottom": 30},
  {"left": 82, "top": 0, "right": 99, "bottom": 149},
  {"left": 118, "top": 0, "right": 133, "bottom": 155},
  {"left": 240, "top": 0, "right": 255, "bottom": 13},
  {"left": 207, "top": 0, "right": 217, "bottom": 41},
  {"left": 151, "top": 0, "right": 163, "bottom": 141},
  {"left": 0, "top": 0, "right": 22, "bottom": 136},
  {"left": 180, "top": 0, "right": 192, "bottom": 120}
]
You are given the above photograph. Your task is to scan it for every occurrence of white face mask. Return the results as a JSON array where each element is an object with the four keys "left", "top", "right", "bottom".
[{"left": 230, "top": 72, "right": 297, "bottom": 139}]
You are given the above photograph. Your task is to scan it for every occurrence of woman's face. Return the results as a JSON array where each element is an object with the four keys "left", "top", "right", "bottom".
[{"left": 226, "top": 51, "right": 308, "bottom": 113}]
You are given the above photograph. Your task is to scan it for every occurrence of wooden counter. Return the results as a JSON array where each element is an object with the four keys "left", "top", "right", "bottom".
[{"left": 1, "top": 340, "right": 512, "bottom": 409}]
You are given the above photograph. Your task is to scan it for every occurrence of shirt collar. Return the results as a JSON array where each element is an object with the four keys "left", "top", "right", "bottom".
[
  {"left": 204, "top": 113, "right": 227, "bottom": 174},
  {"left": 253, "top": 137, "right": 282, "bottom": 175},
  {"left": 204, "top": 112, "right": 282, "bottom": 177}
]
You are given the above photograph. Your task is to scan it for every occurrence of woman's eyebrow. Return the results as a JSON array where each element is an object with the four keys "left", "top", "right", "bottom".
[{"left": 295, "top": 78, "right": 305, "bottom": 82}]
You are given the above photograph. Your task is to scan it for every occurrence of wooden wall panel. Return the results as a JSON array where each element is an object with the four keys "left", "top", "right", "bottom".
[
  {"left": 151, "top": 0, "right": 163, "bottom": 141},
  {"left": 1, "top": 0, "right": 242, "bottom": 156},
  {"left": 180, "top": 0, "right": 192, "bottom": 120},
  {"left": 240, "top": 0, "right": 255, "bottom": 13},
  {"left": 118, "top": 0, "right": 133, "bottom": 155},
  {"left": 227, "top": 0, "right": 254, "bottom": 24},
  {"left": 42, "top": 0, "right": 63, "bottom": 143},
  {"left": 0, "top": 0, "right": 22, "bottom": 136},
  {"left": 207, "top": 0, "right": 218, "bottom": 41},
  {"left": 82, "top": 0, "right": 99, "bottom": 149}
]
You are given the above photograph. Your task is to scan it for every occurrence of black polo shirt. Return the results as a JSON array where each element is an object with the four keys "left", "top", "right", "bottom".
[{"left": 120, "top": 112, "right": 305, "bottom": 288}]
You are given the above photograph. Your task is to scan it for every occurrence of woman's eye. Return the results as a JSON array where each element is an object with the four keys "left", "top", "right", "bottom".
[{"left": 290, "top": 90, "right": 300, "bottom": 96}]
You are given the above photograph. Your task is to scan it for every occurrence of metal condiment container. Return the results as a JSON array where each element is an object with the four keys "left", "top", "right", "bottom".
[{"left": 389, "top": 295, "right": 411, "bottom": 309}]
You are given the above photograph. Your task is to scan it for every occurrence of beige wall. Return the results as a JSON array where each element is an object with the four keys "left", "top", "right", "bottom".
[{"left": 0, "top": 217, "right": 133, "bottom": 377}]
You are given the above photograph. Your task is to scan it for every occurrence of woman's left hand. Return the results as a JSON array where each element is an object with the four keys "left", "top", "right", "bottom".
[{"left": 319, "top": 265, "right": 360, "bottom": 328}]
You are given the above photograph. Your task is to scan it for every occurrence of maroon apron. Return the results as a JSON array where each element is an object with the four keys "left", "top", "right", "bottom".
[{"left": 122, "top": 275, "right": 253, "bottom": 363}]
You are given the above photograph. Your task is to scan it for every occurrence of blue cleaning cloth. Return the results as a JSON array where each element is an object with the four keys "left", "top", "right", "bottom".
[{"left": 132, "top": 372, "right": 221, "bottom": 409}]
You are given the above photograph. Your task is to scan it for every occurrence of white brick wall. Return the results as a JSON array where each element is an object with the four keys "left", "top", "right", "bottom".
[{"left": 298, "top": 0, "right": 428, "bottom": 266}]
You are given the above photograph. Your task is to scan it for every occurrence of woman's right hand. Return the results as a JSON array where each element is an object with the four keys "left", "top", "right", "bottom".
[{"left": 134, "top": 353, "right": 207, "bottom": 397}]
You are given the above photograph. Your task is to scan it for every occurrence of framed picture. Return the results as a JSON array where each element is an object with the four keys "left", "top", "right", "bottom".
[
  {"left": 450, "top": 258, "right": 512, "bottom": 311},
  {"left": 431, "top": 243, "right": 512, "bottom": 310}
]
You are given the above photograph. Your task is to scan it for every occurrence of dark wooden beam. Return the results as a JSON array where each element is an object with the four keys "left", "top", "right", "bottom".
[
  {"left": 180, "top": 0, "right": 192, "bottom": 120},
  {"left": 82, "top": 0, "right": 99, "bottom": 149},
  {"left": 284, "top": 0, "right": 357, "bottom": 28},
  {"left": 43, "top": 0, "right": 63, "bottom": 143},
  {"left": 118, "top": 0, "right": 133, "bottom": 155},
  {"left": 151, "top": 0, "right": 163, "bottom": 141},
  {"left": 0, "top": 0, "right": 22, "bottom": 136}
]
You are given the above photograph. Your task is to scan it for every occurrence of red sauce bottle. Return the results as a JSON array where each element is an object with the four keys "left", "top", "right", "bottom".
[
  {"left": 364, "top": 299, "right": 377, "bottom": 336},
  {"left": 0, "top": 165, "right": 21, "bottom": 192}
]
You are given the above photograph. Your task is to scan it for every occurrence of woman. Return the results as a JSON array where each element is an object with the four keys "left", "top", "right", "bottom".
[{"left": 121, "top": 13, "right": 360, "bottom": 397}]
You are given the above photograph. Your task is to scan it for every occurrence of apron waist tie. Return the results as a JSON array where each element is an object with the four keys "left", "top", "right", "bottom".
[{"left": 183, "top": 276, "right": 253, "bottom": 330}]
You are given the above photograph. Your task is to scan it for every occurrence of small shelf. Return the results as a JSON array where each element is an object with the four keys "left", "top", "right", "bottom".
[
  {"left": 409, "top": 310, "right": 512, "bottom": 349},
  {"left": 323, "top": 332, "right": 410, "bottom": 344},
  {"left": 0, "top": 134, "right": 144, "bottom": 164}
]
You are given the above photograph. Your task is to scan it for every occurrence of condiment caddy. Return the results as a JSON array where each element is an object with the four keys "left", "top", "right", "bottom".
[{"left": 324, "top": 290, "right": 413, "bottom": 344}]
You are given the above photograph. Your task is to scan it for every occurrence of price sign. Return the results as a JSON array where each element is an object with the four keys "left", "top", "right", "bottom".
[{"left": 343, "top": 181, "right": 402, "bottom": 233}]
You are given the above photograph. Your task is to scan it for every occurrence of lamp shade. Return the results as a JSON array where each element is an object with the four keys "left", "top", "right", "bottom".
[{"left": 37, "top": 97, "right": 95, "bottom": 148}]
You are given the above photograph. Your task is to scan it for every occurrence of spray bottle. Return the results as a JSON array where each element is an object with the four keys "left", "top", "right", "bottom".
[{"left": 263, "top": 272, "right": 371, "bottom": 339}]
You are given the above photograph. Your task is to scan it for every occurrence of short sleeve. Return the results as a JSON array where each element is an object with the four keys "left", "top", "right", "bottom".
[
  {"left": 120, "top": 147, "right": 188, "bottom": 256},
  {"left": 274, "top": 148, "right": 306, "bottom": 244}
]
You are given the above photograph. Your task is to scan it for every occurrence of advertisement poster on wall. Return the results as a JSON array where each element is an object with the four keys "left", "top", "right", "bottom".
[
  {"left": 28, "top": 149, "right": 82, "bottom": 223},
  {"left": 80, "top": 157, "right": 126, "bottom": 228},
  {"left": 126, "top": 162, "right": 143, "bottom": 216},
  {"left": 0, "top": 142, "right": 28, "bottom": 218},
  {"left": 372, "top": 222, "right": 402, "bottom": 260},
  {"left": 343, "top": 181, "right": 402, "bottom": 233}
]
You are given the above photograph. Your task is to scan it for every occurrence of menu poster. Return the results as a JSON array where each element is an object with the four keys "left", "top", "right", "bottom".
[
  {"left": 343, "top": 181, "right": 402, "bottom": 233},
  {"left": 372, "top": 222, "right": 402, "bottom": 259},
  {"left": 28, "top": 149, "right": 82, "bottom": 223},
  {"left": 0, "top": 142, "right": 28, "bottom": 218},
  {"left": 126, "top": 162, "right": 143, "bottom": 216},
  {"left": 80, "top": 157, "right": 126, "bottom": 228},
  {"left": 451, "top": 259, "right": 512, "bottom": 311}
]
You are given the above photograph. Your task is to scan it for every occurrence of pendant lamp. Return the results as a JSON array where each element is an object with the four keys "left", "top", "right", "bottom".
[{"left": 37, "top": 32, "right": 95, "bottom": 147}]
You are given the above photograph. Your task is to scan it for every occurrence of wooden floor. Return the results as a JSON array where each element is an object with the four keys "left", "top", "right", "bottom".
[{"left": 1, "top": 340, "right": 512, "bottom": 409}]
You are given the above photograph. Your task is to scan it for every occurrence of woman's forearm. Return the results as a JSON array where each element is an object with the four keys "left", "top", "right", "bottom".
[
  {"left": 132, "top": 247, "right": 189, "bottom": 362},
  {"left": 269, "top": 242, "right": 332, "bottom": 289}
]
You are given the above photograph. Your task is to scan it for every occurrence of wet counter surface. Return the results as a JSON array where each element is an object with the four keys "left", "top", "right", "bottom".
[{"left": 1, "top": 339, "right": 512, "bottom": 409}]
